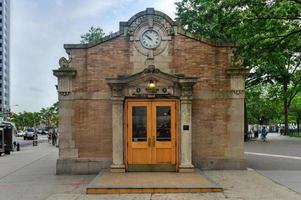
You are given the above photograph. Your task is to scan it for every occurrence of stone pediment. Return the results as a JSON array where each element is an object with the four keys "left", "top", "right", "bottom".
[{"left": 106, "top": 65, "right": 198, "bottom": 98}]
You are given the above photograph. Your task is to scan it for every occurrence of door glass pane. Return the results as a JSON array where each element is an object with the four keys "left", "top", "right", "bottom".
[
  {"left": 132, "top": 106, "right": 147, "bottom": 142},
  {"left": 156, "top": 106, "right": 171, "bottom": 141}
]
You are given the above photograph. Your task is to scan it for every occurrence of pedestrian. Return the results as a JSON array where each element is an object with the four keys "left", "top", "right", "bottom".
[
  {"left": 48, "top": 129, "right": 52, "bottom": 144},
  {"left": 261, "top": 126, "right": 268, "bottom": 142},
  {"left": 52, "top": 129, "right": 57, "bottom": 146}
]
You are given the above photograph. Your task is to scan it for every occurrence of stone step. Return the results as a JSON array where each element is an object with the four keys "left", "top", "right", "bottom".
[{"left": 86, "top": 169, "right": 223, "bottom": 194}]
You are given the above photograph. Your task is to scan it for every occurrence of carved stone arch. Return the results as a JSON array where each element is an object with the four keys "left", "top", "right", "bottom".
[{"left": 106, "top": 65, "right": 198, "bottom": 172}]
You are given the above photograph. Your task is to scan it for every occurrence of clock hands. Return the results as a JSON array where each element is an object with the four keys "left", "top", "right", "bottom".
[
  {"left": 141, "top": 30, "right": 160, "bottom": 48},
  {"left": 145, "top": 34, "right": 153, "bottom": 41}
]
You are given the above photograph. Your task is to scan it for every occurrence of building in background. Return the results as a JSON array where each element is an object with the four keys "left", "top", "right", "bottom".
[{"left": 0, "top": 0, "right": 10, "bottom": 116}]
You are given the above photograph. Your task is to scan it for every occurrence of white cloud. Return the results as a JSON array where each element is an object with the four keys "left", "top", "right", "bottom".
[
  {"left": 10, "top": 0, "right": 179, "bottom": 113},
  {"left": 154, "top": 0, "right": 180, "bottom": 20}
]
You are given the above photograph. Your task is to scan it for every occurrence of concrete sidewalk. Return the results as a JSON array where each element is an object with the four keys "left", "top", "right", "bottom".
[
  {"left": 47, "top": 169, "right": 301, "bottom": 200},
  {"left": 0, "top": 143, "right": 94, "bottom": 200},
  {"left": 1, "top": 142, "right": 301, "bottom": 200}
]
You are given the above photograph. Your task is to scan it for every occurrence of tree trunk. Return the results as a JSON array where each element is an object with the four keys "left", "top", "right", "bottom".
[
  {"left": 284, "top": 100, "right": 289, "bottom": 135},
  {"left": 283, "top": 83, "right": 289, "bottom": 136},
  {"left": 297, "top": 113, "right": 301, "bottom": 136},
  {"left": 244, "top": 99, "right": 248, "bottom": 141}
]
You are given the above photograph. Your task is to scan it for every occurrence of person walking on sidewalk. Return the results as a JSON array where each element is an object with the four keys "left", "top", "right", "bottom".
[
  {"left": 48, "top": 129, "right": 52, "bottom": 144},
  {"left": 261, "top": 126, "right": 268, "bottom": 142},
  {"left": 52, "top": 129, "right": 57, "bottom": 146}
]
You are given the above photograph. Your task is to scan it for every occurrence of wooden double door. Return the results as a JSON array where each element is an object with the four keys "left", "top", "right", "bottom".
[{"left": 126, "top": 100, "right": 177, "bottom": 171}]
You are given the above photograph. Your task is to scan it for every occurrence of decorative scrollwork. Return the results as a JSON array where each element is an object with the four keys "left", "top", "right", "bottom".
[
  {"left": 181, "top": 86, "right": 193, "bottom": 97},
  {"left": 59, "top": 57, "right": 71, "bottom": 68},
  {"left": 232, "top": 90, "right": 244, "bottom": 95},
  {"left": 59, "top": 91, "right": 71, "bottom": 96},
  {"left": 166, "top": 27, "right": 175, "bottom": 36},
  {"left": 143, "top": 65, "right": 159, "bottom": 74}
]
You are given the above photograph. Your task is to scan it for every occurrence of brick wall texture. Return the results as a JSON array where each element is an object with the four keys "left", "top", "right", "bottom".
[{"left": 67, "top": 33, "right": 242, "bottom": 163}]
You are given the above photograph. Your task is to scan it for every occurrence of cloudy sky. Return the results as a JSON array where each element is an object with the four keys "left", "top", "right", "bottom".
[{"left": 11, "top": 0, "right": 179, "bottom": 113}]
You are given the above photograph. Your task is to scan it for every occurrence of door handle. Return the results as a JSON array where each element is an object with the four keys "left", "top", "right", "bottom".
[{"left": 148, "top": 137, "right": 151, "bottom": 147}]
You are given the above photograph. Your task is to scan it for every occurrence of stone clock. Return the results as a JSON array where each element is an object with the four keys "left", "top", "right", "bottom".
[
  {"left": 140, "top": 29, "right": 161, "bottom": 49},
  {"left": 128, "top": 15, "right": 174, "bottom": 57}
]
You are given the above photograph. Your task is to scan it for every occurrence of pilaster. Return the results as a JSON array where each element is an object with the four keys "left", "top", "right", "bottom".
[
  {"left": 179, "top": 82, "right": 196, "bottom": 172},
  {"left": 110, "top": 97, "right": 125, "bottom": 172}
]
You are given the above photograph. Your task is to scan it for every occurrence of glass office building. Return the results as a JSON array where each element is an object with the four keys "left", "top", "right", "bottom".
[{"left": 0, "top": 0, "right": 10, "bottom": 114}]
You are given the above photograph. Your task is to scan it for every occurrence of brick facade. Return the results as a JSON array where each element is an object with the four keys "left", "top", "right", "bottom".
[{"left": 54, "top": 8, "right": 246, "bottom": 174}]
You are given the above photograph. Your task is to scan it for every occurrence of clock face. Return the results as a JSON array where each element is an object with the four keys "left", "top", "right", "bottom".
[{"left": 141, "top": 29, "right": 161, "bottom": 49}]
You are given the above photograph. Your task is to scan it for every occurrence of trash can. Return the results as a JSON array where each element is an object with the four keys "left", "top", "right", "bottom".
[{"left": 17, "top": 143, "right": 20, "bottom": 151}]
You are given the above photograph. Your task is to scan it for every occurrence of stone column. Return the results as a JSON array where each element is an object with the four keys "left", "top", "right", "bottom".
[
  {"left": 53, "top": 57, "right": 77, "bottom": 174},
  {"left": 110, "top": 86, "right": 125, "bottom": 172},
  {"left": 179, "top": 84, "right": 195, "bottom": 172}
]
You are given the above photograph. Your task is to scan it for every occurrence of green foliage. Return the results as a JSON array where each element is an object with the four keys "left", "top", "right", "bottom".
[
  {"left": 246, "top": 84, "right": 282, "bottom": 124},
  {"left": 80, "top": 26, "right": 105, "bottom": 44},
  {"left": 289, "top": 93, "right": 301, "bottom": 129},
  {"left": 176, "top": 0, "right": 301, "bottom": 133},
  {"left": 11, "top": 103, "right": 58, "bottom": 130}
]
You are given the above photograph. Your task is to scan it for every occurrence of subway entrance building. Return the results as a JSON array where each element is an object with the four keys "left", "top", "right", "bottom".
[{"left": 53, "top": 8, "right": 248, "bottom": 174}]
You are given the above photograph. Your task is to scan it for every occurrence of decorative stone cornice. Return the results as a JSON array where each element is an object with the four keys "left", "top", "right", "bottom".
[
  {"left": 53, "top": 57, "right": 77, "bottom": 96},
  {"left": 53, "top": 57, "right": 77, "bottom": 78},
  {"left": 106, "top": 65, "right": 198, "bottom": 98},
  {"left": 226, "top": 67, "right": 248, "bottom": 97},
  {"left": 64, "top": 31, "right": 124, "bottom": 50},
  {"left": 226, "top": 67, "right": 250, "bottom": 77}
]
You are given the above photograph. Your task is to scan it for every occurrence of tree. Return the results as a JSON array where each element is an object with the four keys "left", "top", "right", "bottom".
[
  {"left": 80, "top": 26, "right": 105, "bottom": 44},
  {"left": 11, "top": 103, "right": 58, "bottom": 130},
  {"left": 246, "top": 84, "right": 282, "bottom": 125},
  {"left": 40, "top": 102, "right": 58, "bottom": 128},
  {"left": 176, "top": 0, "right": 301, "bottom": 135},
  {"left": 289, "top": 93, "right": 301, "bottom": 134},
  {"left": 11, "top": 111, "right": 41, "bottom": 130}
]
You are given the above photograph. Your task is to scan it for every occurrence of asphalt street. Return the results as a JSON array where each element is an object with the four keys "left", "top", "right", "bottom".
[
  {"left": 245, "top": 133, "right": 301, "bottom": 194},
  {"left": 15, "top": 135, "right": 48, "bottom": 148}
]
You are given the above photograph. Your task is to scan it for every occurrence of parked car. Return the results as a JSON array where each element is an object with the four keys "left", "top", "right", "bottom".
[
  {"left": 36, "top": 128, "right": 43, "bottom": 134},
  {"left": 36, "top": 128, "right": 48, "bottom": 135},
  {"left": 24, "top": 128, "right": 36, "bottom": 140},
  {"left": 17, "top": 131, "right": 25, "bottom": 137}
]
